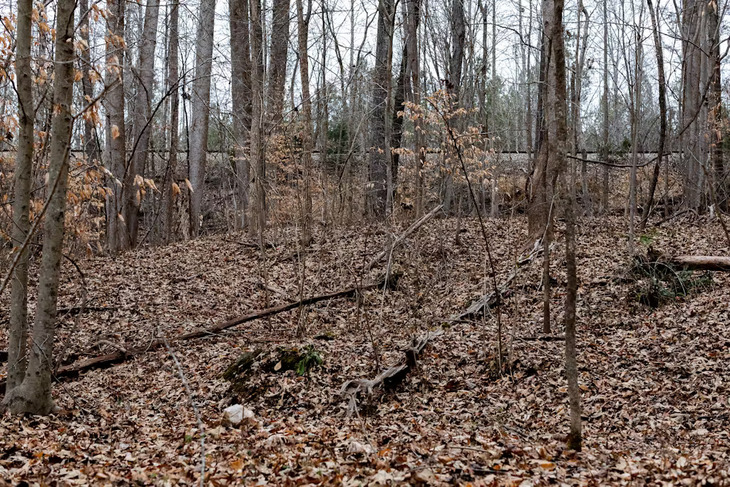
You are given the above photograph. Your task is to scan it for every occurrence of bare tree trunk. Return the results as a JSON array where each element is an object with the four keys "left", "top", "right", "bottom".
[
  {"left": 391, "top": 45, "right": 409, "bottom": 204},
  {"left": 572, "top": 1, "right": 590, "bottom": 215},
  {"left": 601, "top": 0, "right": 609, "bottom": 213},
  {"left": 524, "top": 0, "right": 533, "bottom": 160},
  {"left": 188, "top": 0, "right": 217, "bottom": 237},
  {"left": 366, "top": 0, "right": 396, "bottom": 217},
  {"left": 681, "top": 0, "right": 703, "bottom": 209},
  {"left": 478, "top": 0, "right": 489, "bottom": 137},
  {"left": 79, "top": 0, "right": 98, "bottom": 162},
  {"left": 706, "top": 0, "right": 723, "bottom": 205},
  {"left": 406, "top": 0, "right": 424, "bottom": 218},
  {"left": 527, "top": 0, "right": 556, "bottom": 237},
  {"left": 248, "top": 0, "right": 267, "bottom": 236},
  {"left": 448, "top": 0, "right": 465, "bottom": 95},
  {"left": 641, "top": 0, "right": 667, "bottom": 229},
  {"left": 6, "top": 0, "right": 34, "bottom": 397},
  {"left": 267, "top": 0, "right": 290, "bottom": 123},
  {"left": 127, "top": 0, "right": 160, "bottom": 246},
  {"left": 161, "top": 0, "right": 179, "bottom": 243},
  {"left": 317, "top": 6, "right": 330, "bottom": 222},
  {"left": 296, "top": 0, "right": 313, "bottom": 244},
  {"left": 548, "top": 0, "right": 582, "bottom": 451},
  {"left": 627, "top": 1, "right": 643, "bottom": 253},
  {"left": 4, "top": 0, "right": 76, "bottom": 415},
  {"left": 104, "top": 0, "right": 127, "bottom": 253},
  {"left": 230, "top": 0, "right": 252, "bottom": 229}
]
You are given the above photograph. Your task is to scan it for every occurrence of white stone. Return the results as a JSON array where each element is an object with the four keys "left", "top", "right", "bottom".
[
  {"left": 223, "top": 404, "right": 244, "bottom": 425},
  {"left": 347, "top": 440, "right": 374, "bottom": 455}
]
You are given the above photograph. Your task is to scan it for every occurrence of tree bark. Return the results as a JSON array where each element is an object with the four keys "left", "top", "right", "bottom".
[
  {"left": 248, "top": 0, "right": 267, "bottom": 237},
  {"left": 126, "top": 0, "right": 160, "bottom": 247},
  {"left": 641, "top": 0, "right": 667, "bottom": 229},
  {"left": 706, "top": 0, "right": 723, "bottom": 204},
  {"left": 296, "top": 0, "right": 314, "bottom": 244},
  {"left": 448, "top": 0, "right": 465, "bottom": 95},
  {"left": 366, "top": 0, "right": 396, "bottom": 218},
  {"left": 627, "top": 1, "right": 643, "bottom": 253},
  {"left": 6, "top": 0, "right": 34, "bottom": 396},
  {"left": 601, "top": 0, "right": 609, "bottom": 213},
  {"left": 548, "top": 0, "right": 581, "bottom": 451},
  {"left": 104, "top": 0, "right": 127, "bottom": 253},
  {"left": 267, "top": 0, "right": 290, "bottom": 124},
  {"left": 161, "top": 0, "right": 180, "bottom": 243},
  {"left": 188, "top": 0, "right": 217, "bottom": 237},
  {"left": 4, "top": 0, "right": 76, "bottom": 415},
  {"left": 230, "top": 0, "right": 252, "bottom": 230},
  {"left": 527, "top": 3, "right": 554, "bottom": 238},
  {"left": 78, "top": 0, "right": 98, "bottom": 163},
  {"left": 680, "top": 0, "right": 703, "bottom": 209},
  {"left": 406, "top": 0, "right": 425, "bottom": 218},
  {"left": 390, "top": 45, "right": 409, "bottom": 201}
]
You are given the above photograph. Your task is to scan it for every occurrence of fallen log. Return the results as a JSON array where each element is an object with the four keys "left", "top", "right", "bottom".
[
  {"left": 340, "top": 332, "right": 438, "bottom": 415},
  {"left": 365, "top": 204, "right": 443, "bottom": 271},
  {"left": 667, "top": 255, "right": 730, "bottom": 271},
  {"left": 0, "top": 278, "right": 386, "bottom": 394}
]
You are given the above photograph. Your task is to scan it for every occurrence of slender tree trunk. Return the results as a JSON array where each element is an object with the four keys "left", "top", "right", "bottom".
[
  {"left": 161, "top": 0, "right": 179, "bottom": 243},
  {"left": 527, "top": 0, "right": 554, "bottom": 237},
  {"left": 267, "top": 0, "right": 290, "bottom": 123},
  {"left": 628, "top": 2, "right": 643, "bottom": 253},
  {"left": 548, "top": 0, "right": 581, "bottom": 451},
  {"left": 4, "top": 0, "right": 76, "bottom": 415},
  {"left": 127, "top": 0, "right": 160, "bottom": 246},
  {"left": 601, "top": 0, "right": 609, "bottom": 213},
  {"left": 449, "top": 0, "right": 465, "bottom": 95},
  {"left": 230, "top": 0, "right": 252, "bottom": 229},
  {"left": 573, "top": 1, "right": 590, "bottom": 215},
  {"left": 391, "top": 45, "right": 409, "bottom": 203},
  {"left": 366, "top": 0, "right": 396, "bottom": 217},
  {"left": 6, "top": 0, "right": 34, "bottom": 397},
  {"left": 531, "top": 0, "right": 568, "bottom": 335},
  {"left": 104, "top": 0, "right": 127, "bottom": 253},
  {"left": 479, "top": 0, "right": 489, "bottom": 137},
  {"left": 188, "top": 0, "right": 217, "bottom": 237},
  {"left": 296, "top": 0, "right": 313, "bottom": 244},
  {"left": 406, "top": 0, "right": 425, "bottom": 219},
  {"left": 641, "top": 0, "right": 666, "bottom": 229},
  {"left": 706, "top": 0, "right": 723, "bottom": 204},
  {"left": 79, "top": 0, "right": 98, "bottom": 162},
  {"left": 318, "top": 6, "right": 330, "bottom": 222},
  {"left": 248, "top": 0, "right": 267, "bottom": 236},
  {"left": 681, "top": 0, "right": 702, "bottom": 209}
]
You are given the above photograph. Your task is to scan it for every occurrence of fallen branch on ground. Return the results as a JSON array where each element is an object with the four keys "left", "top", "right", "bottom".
[
  {"left": 57, "top": 305, "right": 118, "bottom": 315},
  {"left": 0, "top": 278, "right": 386, "bottom": 394},
  {"left": 452, "top": 240, "right": 545, "bottom": 321},
  {"left": 340, "top": 332, "right": 439, "bottom": 415},
  {"left": 667, "top": 255, "right": 730, "bottom": 271},
  {"left": 365, "top": 204, "right": 443, "bottom": 271}
]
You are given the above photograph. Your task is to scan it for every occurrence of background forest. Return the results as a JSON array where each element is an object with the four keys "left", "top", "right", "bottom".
[{"left": 0, "top": 0, "right": 729, "bottom": 483}]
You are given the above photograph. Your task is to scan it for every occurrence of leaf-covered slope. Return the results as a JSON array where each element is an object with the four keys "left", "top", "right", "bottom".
[{"left": 0, "top": 216, "right": 728, "bottom": 484}]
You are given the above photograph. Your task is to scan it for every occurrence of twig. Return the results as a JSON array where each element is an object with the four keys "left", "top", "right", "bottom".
[
  {"left": 427, "top": 98, "right": 504, "bottom": 370},
  {"left": 364, "top": 204, "right": 443, "bottom": 271},
  {"left": 160, "top": 331, "right": 206, "bottom": 487}
]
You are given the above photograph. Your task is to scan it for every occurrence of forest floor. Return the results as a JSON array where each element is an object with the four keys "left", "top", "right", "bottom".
[{"left": 0, "top": 215, "right": 729, "bottom": 485}]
